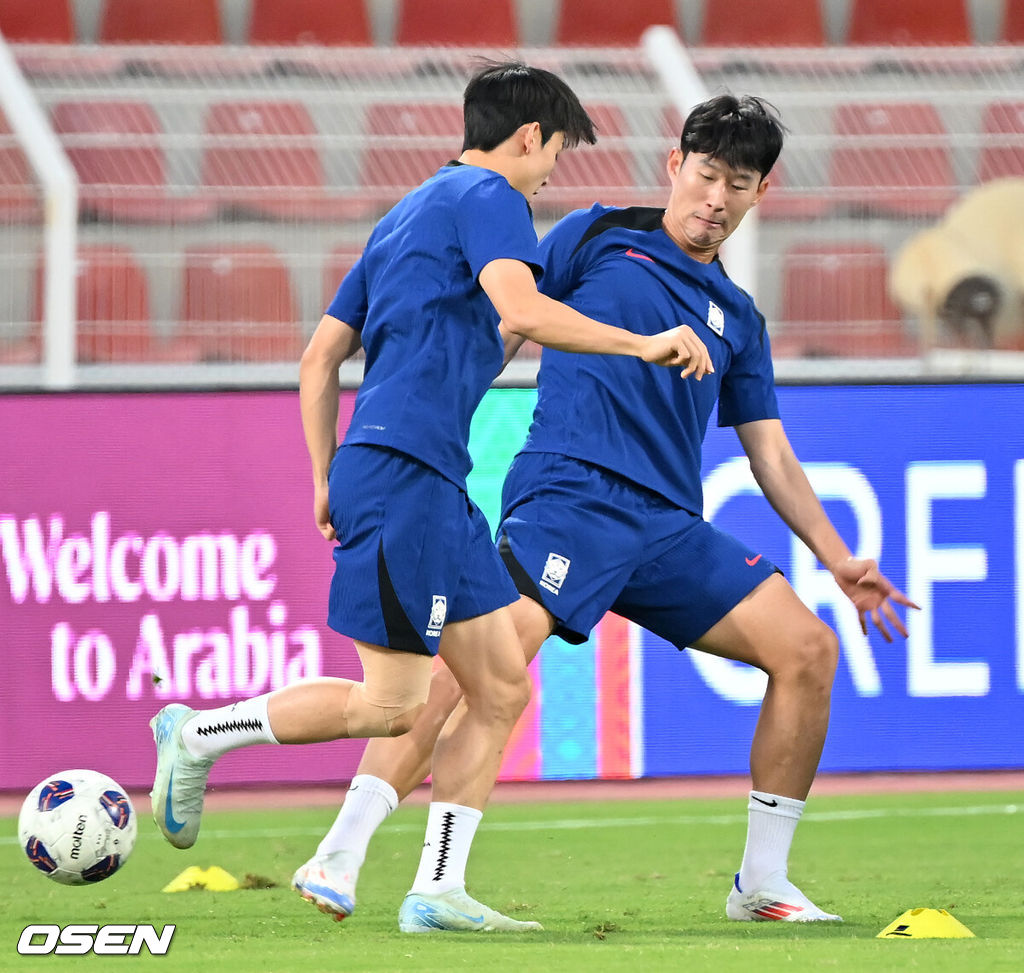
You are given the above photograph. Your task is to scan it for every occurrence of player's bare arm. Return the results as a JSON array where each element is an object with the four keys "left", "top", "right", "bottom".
[
  {"left": 480, "top": 258, "right": 713, "bottom": 378},
  {"left": 734, "top": 418, "right": 919, "bottom": 640},
  {"left": 299, "top": 314, "right": 362, "bottom": 541}
]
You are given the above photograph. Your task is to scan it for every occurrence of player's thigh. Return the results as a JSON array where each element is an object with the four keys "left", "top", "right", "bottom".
[
  {"left": 692, "top": 572, "right": 837, "bottom": 675},
  {"left": 437, "top": 606, "right": 530, "bottom": 708}
]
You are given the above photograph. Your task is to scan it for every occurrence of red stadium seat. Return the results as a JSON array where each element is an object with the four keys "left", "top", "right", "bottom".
[
  {"left": 1002, "top": 0, "right": 1024, "bottom": 42},
  {"left": 359, "top": 101, "right": 464, "bottom": 210},
  {"left": 535, "top": 103, "right": 637, "bottom": 214},
  {"left": 52, "top": 100, "right": 213, "bottom": 223},
  {"left": 827, "top": 102, "right": 956, "bottom": 217},
  {"left": 0, "top": 0, "right": 73, "bottom": 41},
  {"left": 846, "top": 0, "right": 970, "bottom": 45},
  {"left": 395, "top": 0, "right": 517, "bottom": 45},
  {"left": 99, "top": 0, "right": 222, "bottom": 43},
  {"left": 0, "top": 109, "right": 40, "bottom": 223},
  {"left": 775, "top": 242, "right": 914, "bottom": 358},
  {"left": 555, "top": 0, "right": 677, "bottom": 45},
  {"left": 249, "top": 0, "right": 372, "bottom": 45},
  {"left": 200, "top": 100, "right": 368, "bottom": 222},
  {"left": 702, "top": 0, "right": 824, "bottom": 46},
  {"left": 977, "top": 101, "right": 1024, "bottom": 184},
  {"left": 180, "top": 245, "right": 304, "bottom": 362}
]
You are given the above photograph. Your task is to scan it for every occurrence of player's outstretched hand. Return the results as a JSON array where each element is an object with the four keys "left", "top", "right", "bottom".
[
  {"left": 313, "top": 481, "right": 335, "bottom": 541},
  {"left": 641, "top": 325, "right": 714, "bottom": 380},
  {"left": 831, "top": 556, "right": 920, "bottom": 642}
]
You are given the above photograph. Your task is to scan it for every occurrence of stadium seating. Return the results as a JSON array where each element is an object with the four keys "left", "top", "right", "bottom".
[
  {"left": 180, "top": 245, "right": 304, "bottom": 362},
  {"left": 200, "top": 100, "right": 368, "bottom": 221},
  {"left": 1002, "top": 0, "right": 1024, "bottom": 42},
  {"left": 827, "top": 101, "right": 956, "bottom": 217},
  {"left": 701, "top": 0, "right": 825, "bottom": 46},
  {"left": 977, "top": 101, "right": 1024, "bottom": 183},
  {"left": 99, "top": 0, "right": 222, "bottom": 43},
  {"left": 52, "top": 100, "right": 214, "bottom": 223},
  {"left": 394, "top": 0, "right": 518, "bottom": 45},
  {"left": 0, "top": 109, "right": 40, "bottom": 223},
  {"left": 846, "top": 0, "right": 970, "bottom": 45},
  {"left": 554, "top": 0, "right": 677, "bottom": 45},
  {"left": 248, "top": 0, "right": 372, "bottom": 45},
  {"left": 359, "top": 100, "right": 464, "bottom": 210},
  {"left": 0, "top": 0, "right": 73, "bottom": 42},
  {"left": 775, "top": 241, "right": 914, "bottom": 357}
]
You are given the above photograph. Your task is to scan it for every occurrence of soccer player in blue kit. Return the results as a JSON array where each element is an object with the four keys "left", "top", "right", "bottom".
[
  {"left": 309, "top": 94, "right": 919, "bottom": 926},
  {"left": 146, "top": 61, "right": 712, "bottom": 934}
]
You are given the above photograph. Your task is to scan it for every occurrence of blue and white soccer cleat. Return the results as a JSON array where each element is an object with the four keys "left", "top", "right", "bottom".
[
  {"left": 149, "top": 704, "right": 214, "bottom": 849},
  {"left": 726, "top": 872, "right": 842, "bottom": 922},
  {"left": 398, "top": 888, "right": 544, "bottom": 933},
  {"left": 291, "top": 852, "right": 358, "bottom": 922}
]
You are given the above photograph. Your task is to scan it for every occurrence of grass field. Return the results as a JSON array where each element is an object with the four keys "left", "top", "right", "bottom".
[{"left": 2, "top": 789, "right": 1022, "bottom": 972}]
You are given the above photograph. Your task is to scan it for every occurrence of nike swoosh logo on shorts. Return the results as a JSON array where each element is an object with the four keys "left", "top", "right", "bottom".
[{"left": 745, "top": 554, "right": 763, "bottom": 566}]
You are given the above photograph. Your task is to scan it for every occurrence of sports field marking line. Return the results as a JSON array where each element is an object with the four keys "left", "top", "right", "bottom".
[{"left": 5, "top": 802, "right": 1013, "bottom": 845}]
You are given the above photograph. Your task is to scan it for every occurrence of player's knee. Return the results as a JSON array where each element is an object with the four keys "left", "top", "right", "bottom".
[
  {"left": 343, "top": 683, "right": 429, "bottom": 739},
  {"left": 790, "top": 623, "right": 839, "bottom": 687}
]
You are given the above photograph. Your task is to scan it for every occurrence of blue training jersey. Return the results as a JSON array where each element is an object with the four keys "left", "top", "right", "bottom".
[
  {"left": 327, "top": 162, "right": 541, "bottom": 488},
  {"left": 522, "top": 204, "right": 779, "bottom": 516}
]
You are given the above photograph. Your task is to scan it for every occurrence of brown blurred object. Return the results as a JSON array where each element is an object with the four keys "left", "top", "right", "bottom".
[{"left": 889, "top": 179, "right": 1024, "bottom": 351}]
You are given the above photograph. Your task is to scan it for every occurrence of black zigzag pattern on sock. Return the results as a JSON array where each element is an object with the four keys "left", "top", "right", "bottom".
[
  {"left": 194, "top": 717, "right": 263, "bottom": 737},
  {"left": 432, "top": 810, "right": 456, "bottom": 882}
]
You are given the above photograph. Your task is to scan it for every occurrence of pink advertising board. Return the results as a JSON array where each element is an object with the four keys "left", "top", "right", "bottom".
[{"left": 1, "top": 391, "right": 369, "bottom": 792}]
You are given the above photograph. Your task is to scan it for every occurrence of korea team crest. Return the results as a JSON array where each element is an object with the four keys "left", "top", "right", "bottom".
[
  {"left": 706, "top": 300, "right": 725, "bottom": 337},
  {"left": 540, "top": 552, "right": 571, "bottom": 595},
  {"left": 426, "top": 595, "right": 447, "bottom": 637}
]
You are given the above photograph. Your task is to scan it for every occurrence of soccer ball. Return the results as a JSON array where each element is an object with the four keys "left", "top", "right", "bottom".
[{"left": 18, "top": 770, "right": 137, "bottom": 886}]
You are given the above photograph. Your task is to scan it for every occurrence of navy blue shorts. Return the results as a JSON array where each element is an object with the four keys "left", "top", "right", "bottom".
[
  {"left": 497, "top": 452, "right": 778, "bottom": 649},
  {"left": 326, "top": 445, "right": 519, "bottom": 656}
]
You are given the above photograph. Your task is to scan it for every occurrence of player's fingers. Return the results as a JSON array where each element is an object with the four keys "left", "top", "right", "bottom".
[
  {"left": 858, "top": 610, "right": 868, "bottom": 637},
  {"left": 888, "top": 590, "right": 921, "bottom": 610},
  {"left": 871, "top": 607, "right": 893, "bottom": 643},
  {"left": 882, "top": 601, "right": 909, "bottom": 639}
]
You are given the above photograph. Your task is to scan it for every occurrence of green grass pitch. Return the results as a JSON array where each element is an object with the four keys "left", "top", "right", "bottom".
[{"left": 2, "top": 789, "right": 1022, "bottom": 972}]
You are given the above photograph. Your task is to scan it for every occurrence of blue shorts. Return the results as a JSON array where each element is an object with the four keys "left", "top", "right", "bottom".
[
  {"left": 327, "top": 444, "right": 519, "bottom": 655},
  {"left": 497, "top": 452, "right": 778, "bottom": 649}
]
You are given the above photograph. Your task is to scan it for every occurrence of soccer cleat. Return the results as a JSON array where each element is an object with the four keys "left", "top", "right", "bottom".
[
  {"left": 149, "top": 704, "right": 214, "bottom": 850},
  {"left": 726, "top": 873, "right": 842, "bottom": 922},
  {"left": 398, "top": 888, "right": 544, "bottom": 933},
  {"left": 291, "top": 851, "right": 359, "bottom": 922}
]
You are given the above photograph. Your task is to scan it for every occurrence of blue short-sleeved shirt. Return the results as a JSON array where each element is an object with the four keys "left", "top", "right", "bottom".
[
  {"left": 520, "top": 205, "right": 779, "bottom": 516},
  {"left": 327, "top": 162, "right": 542, "bottom": 488}
]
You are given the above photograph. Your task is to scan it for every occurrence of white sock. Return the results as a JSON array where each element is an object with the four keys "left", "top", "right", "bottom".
[
  {"left": 315, "top": 775, "right": 399, "bottom": 864},
  {"left": 737, "top": 790, "right": 805, "bottom": 891},
  {"left": 409, "top": 802, "right": 482, "bottom": 895},
  {"left": 180, "top": 695, "right": 280, "bottom": 760}
]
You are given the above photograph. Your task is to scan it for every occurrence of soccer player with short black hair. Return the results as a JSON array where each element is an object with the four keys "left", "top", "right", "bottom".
[{"left": 148, "top": 60, "right": 712, "bottom": 934}]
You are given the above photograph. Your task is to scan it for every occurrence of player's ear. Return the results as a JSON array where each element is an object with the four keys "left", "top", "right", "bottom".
[
  {"left": 520, "top": 121, "right": 542, "bottom": 155},
  {"left": 752, "top": 175, "right": 769, "bottom": 206},
  {"left": 666, "top": 147, "right": 684, "bottom": 179}
]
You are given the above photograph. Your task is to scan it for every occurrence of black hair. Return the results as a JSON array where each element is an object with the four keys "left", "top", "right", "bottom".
[
  {"left": 462, "top": 60, "right": 597, "bottom": 152},
  {"left": 680, "top": 94, "right": 785, "bottom": 179}
]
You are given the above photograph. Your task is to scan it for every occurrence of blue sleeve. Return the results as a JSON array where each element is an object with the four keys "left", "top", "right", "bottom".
[
  {"left": 717, "top": 311, "right": 780, "bottom": 427},
  {"left": 537, "top": 205, "right": 607, "bottom": 300},
  {"left": 325, "top": 255, "right": 368, "bottom": 332},
  {"left": 455, "top": 179, "right": 542, "bottom": 280}
]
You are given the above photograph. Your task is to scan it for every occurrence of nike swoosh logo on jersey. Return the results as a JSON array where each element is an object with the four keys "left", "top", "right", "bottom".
[
  {"left": 745, "top": 554, "right": 763, "bottom": 566},
  {"left": 625, "top": 248, "right": 654, "bottom": 262}
]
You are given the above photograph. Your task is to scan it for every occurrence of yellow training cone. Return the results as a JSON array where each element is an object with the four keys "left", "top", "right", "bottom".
[
  {"left": 162, "top": 866, "right": 240, "bottom": 893},
  {"left": 877, "top": 908, "right": 975, "bottom": 939}
]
